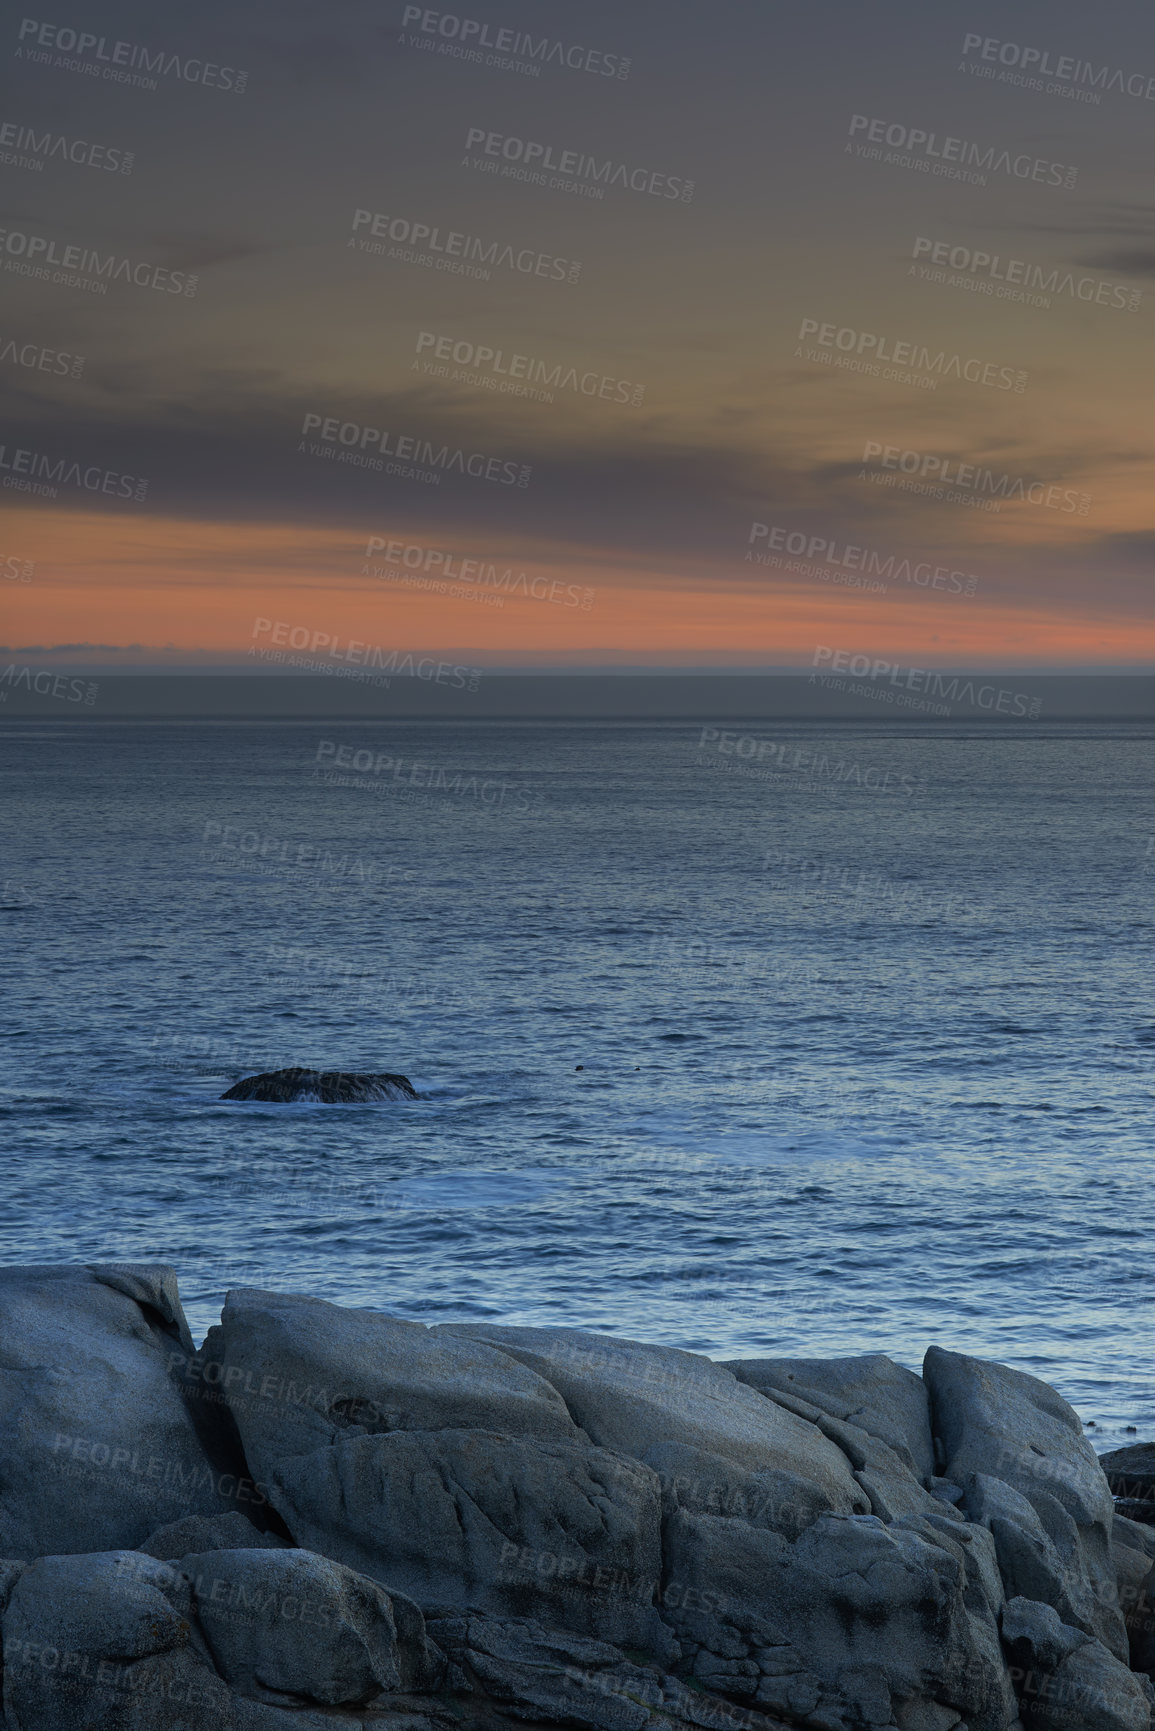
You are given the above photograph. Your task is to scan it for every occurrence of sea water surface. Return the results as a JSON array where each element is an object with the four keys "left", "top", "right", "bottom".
[{"left": 2, "top": 720, "right": 1152, "bottom": 1439}]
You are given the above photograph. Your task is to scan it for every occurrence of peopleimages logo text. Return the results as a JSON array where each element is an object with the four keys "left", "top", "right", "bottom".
[
  {"left": 401, "top": 8, "right": 629, "bottom": 78},
  {"left": 862, "top": 442, "right": 1090, "bottom": 514},
  {"left": 0, "top": 227, "right": 197, "bottom": 294},
  {"left": 298, "top": 413, "right": 531, "bottom": 487},
  {"left": 16, "top": 19, "right": 248, "bottom": 92},
  {"left": 848, "top": 114, "right": 1077, "bottom": 187},
  {"left": 463, "top": 128, "right": 694, "bottom": 201},
  {"left": 812, "top": 647, "right": 1042, "bottom": 718},
  {"left": 0, "top": 442, "right": 147, "bottom": 501},
  {"left": 251, "top": 618, "right": 481, "bottom": 690},
  {"left": 313, "top": 742, "right": 539, "bottom": 811},
  {"left": 911, "top": 238, "right": 1140, "bottom": 312},
  {"left": 798, "top": 319, "right": 1026, "bottom": 392},
  {"left": 351, "top": 209, "right": 580, "bottom": 283},
  {"left": 364, "top": 538, "right": 594, "bottom": 610},
  {"left": 0, "top": 338, "right": 84, "bottom": 378},
  {"left": 961, "top": 34, "right": 1155, "bottom": 101},
  {"left": 414, "top": 331, "right": 644, "bottom": 405},
  {"left": 0, "top": 665, "right": 97, "bottom": 704},
  {"left": 0, "top": 119, "right": 133, "bottom": 172},
  {"left": 747, "top": 525, "right": 978, "bottom": 595}
]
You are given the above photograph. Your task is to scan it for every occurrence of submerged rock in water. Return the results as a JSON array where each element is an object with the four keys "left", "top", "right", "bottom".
[{"left": 220, "top": 1067, "right": 417, "bottom": 1103}]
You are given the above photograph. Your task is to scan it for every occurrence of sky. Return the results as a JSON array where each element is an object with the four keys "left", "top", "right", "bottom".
[{"left": 2, "top": 0, "right": 1154, "bottom": 677}]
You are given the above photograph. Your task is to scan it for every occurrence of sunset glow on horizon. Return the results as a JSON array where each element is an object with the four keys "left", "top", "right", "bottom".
[{"left": 2, "top": 0, "right": 1153, "bottom": 681}]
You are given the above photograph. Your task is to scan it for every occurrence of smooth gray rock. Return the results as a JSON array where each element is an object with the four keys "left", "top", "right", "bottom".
[
  {"left": 179, "top": 1546, "right": 429, "bottom": 1704},
  {"left": 440, "top": 1323, "right": 867, "bottom": 1511},
  {"left": 1111, "top": 1520, "right": 1155, "bottom": 1674},
  {"left": 86, "top": 1263, "right": 195, "bottom": 1354},
  {"left": 141, "top": 1511, "right": 291, "bottom": 1560},
  {"left": 0, "top": 1265, "right": 242, "bottom": 1558},
  {"left": 7, "top": 1552, "right": 189, "bottom": 1662},
  {"left": 642, "top": 1438, "right": 841, "bottom": 1540},
  {"left": 6, "top": 1274, "right": 1154, "bottom": 1731},
  {"left": 727, "top": 1353, "right": 936, "bottom": 1482},
  {"left": 0, "top": 1545, "right": 444, "bottom": 1731},
  {"left": 265, "top": 1428, "right": 670, "bottom": 1652},
  {"left": 203, "top": 1290, "right": 578, "bottom": 1465},
  {"left": 220, "top": 1068, "right": 417, "bottom": 1102},
  {"left": 963, "top": 1472, "right": 1116, "bottom": 1650},
  {"left": 924, "top": 1345, "right": 1126, "bottom": 1661},
  {"left": 750, "top": 1379, "right": 954, "bottom": 1528},
  {"left": 1111, "top": 1523, "right": 1154, "bottom": 1609},
  {"left": 2, "top": 1549, "right": 232, "bottom": 1730},
  {"left": 999, "top": 1594, "right": 1153, "bottom": 1731},
  {"left": 1001, "top": 1595, "right": 1089, "bottom": 1671}
]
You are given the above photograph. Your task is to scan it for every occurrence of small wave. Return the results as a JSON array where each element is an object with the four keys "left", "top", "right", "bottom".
[{"left": 385, "top": 1170, "right": 567, "bottom": 1209}]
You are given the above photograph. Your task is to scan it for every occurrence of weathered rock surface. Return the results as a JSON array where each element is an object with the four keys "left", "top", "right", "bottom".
[
  {"left": 1000, "top": 1595, "right": 1151, "bottom": 1731},
  {"left": 220, "top": 1068, "right": 417, "bottom": 1103},
  {"left": 178, "top": 1546, "right": 438, "bottom": 1702},
  {"left": 140, "top": 1511, "right": 291, "bottom": 1560},
  {"left": 924, "top": 1343, "right": 1128, "bottom": 1660},
  {"left": 3, "top": 1549, "right": 233, "bottom": 1730},
  {"left": 0, "top": 1262, "right": 1150, "bottom": 1731},
  {"left": 727, "top": 1352, "right": 937, "bottom": 1482},
  {"left": 0, "top": 1264, "right": 247, "bottom": 1560},
  {"left": 441, "top": 1322, "right": 868, "bottom": 1509},
  {"left": 267, "top": 1427, "right": 670, "bottom": 1651}
]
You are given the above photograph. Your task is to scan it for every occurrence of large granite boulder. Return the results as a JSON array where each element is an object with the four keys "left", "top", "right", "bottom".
[
  {"left": 440, "top": 1323, "right": 868, "bottom": 1513},
  {"left": 220, "top": 1068, "right": 417, "bottom": 1102},
  {"left": 199, "top": 1288, "right": 578, "bottom": 1453},
  {"left": 175, "top": 1546, "right": 440, "bottom": 1702},
  {"left": 1112, "top": 1515, "right": 1155, "bottom": 1679},
  {"left": 200, "top": 1297, "right": 671, "bottom": 1650},
  {"left": 199, "top": 1301, "right": 1041, "bottom": 1727},
  {"left": 1000, "top": 1595, "right": 1151, "bottom": 1731},
  {"left": 266, "top": 1426, "right": 668, "bottom": 1648},
  {"left": 2, "top": 1266, "right": 1153, "bottom": 1731},
  {"left": 0, "top": 1265, "right": 248, "bottom": 1559},
  {"left": 726, "top": 1353, "right": 937, "bottom": 1482},
  {"left": 924, "top": 1345, "right": 1127, "bottom": 1661},
  {"left": 0, "top": 1545, "right": 441, "bottom": 1731},
  {"left": 659, "top": 1503, "right": 1016, "bottom": 1729},
  {"left": 2, "top": 1550, "right": 232, "bottom": 1731}
]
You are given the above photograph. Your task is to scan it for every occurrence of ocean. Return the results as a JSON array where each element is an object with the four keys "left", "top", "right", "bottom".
[{"left": 2, "top": 718, "right": 1152, "bottom": 1443}]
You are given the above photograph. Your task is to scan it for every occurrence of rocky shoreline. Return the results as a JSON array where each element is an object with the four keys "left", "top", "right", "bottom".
[{"left": 0, "top": 1262, "right": 1152, "bottom": 1730}]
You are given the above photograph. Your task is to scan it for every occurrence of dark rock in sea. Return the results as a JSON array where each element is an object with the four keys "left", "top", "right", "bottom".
[
  {"left": 220, "top": 1066, "right": 417, "bottom": 1103},
  {"left": 2, "top": 1261, "right": 1154, "bottom": 1729}
]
